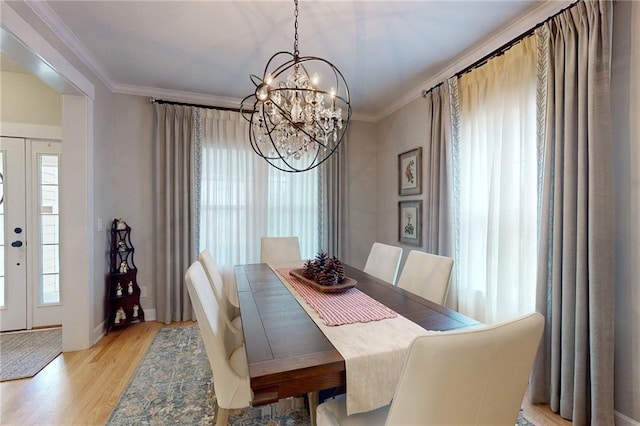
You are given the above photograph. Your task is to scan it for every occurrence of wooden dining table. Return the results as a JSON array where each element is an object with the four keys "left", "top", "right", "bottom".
[{"left": 235, "top": 262, "right": 481, "bottom": 409}]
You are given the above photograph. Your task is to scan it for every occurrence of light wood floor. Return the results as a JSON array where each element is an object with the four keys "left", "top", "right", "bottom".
[{"left": 1, "top": 322, "right": 572, "bottom": 426}]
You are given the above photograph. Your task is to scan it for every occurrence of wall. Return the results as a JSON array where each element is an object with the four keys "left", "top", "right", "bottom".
[
  {"left": 612, "top": 1, "right": 640, "bottom": 423},
  {"left": 376, "top": 97, "right": 430, "bottom": 268},
  {"left": 0, "top": 71, "right": 62, "bottom": 125},
  {"left": 112, "top": 94, "right": 155, "bottom": 314},
  {"left": 342, "top": 120, "right": 379, "bottom": 268}
]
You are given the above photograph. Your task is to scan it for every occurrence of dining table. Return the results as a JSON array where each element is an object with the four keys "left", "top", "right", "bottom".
[{"left": 234, "top": 262, "right": 481, "bottom": 420}]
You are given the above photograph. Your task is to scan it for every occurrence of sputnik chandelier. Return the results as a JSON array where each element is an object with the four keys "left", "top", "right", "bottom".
[{"left": 240, "top": 0, "right": 351, "bottom": 173}]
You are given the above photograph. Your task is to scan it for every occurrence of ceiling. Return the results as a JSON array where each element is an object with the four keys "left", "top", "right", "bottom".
[{"left": 14, "top": 1, "right": 566, "bottom": 120}]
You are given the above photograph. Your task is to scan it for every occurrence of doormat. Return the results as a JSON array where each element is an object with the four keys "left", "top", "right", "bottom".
[{"left": 0, "top": 327, "right": 62, "bottom": 381}]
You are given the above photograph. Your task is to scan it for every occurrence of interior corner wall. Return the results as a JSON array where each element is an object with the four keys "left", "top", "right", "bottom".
[
  {"left": 375, "top": 97, "right": 429, "bottom": 269},
  {"left": 343, "top": 120, "right": 379, "bottom": 268},
  {"left": 612, "top": 1, "right": 640, "bottom": 423},
  {"left": 111, "top": 94, "right": 155, "bottom": 317},
  {"left": 91, "top": 82, "right": 117, "bottom": 335}
]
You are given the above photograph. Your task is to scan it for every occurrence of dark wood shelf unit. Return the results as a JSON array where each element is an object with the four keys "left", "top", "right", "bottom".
[{"left": 106, "top": 219, "right": 145, "bottom": 333}]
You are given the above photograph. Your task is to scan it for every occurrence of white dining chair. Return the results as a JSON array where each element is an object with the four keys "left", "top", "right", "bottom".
[
  {"left": 260, "top": 236, "right": 302, "bottom": 264},
  {"left": 363, "top": 242, "right": 403, "bottom": 285},
  {"left": 198, "top": 250, "right": 243, "bottom": 337},
  {"left": 316, "top": 312, "right": 545, "bottom": 426},
  {"left": 396, "top": 250, "right": 454, "bottom": 305},
  {"left": 185, "top": 261, "right": 252, "bottom": 426}
]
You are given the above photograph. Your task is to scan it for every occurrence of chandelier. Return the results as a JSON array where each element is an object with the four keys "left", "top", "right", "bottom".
[{"left": 240, "top": 0, "right": 351, "bottom": 173}]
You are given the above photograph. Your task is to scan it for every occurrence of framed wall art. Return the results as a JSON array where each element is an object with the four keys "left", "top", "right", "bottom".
[
  {"left": 398, "top": 147, "right": 422, "bottom": 196},
  {"left": 398, "top": 200, "right": 422, "bottom": 246}
]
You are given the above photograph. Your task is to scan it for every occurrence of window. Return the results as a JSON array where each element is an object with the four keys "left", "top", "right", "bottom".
[
  {"left": 39, "top": 154, "right": 60, "bottom": 304},
  {"left": 198, "top": 110, "right": 319, "bottom": 285},
  {"left": 454, "top": 36, "right": 538, "bottom": 323}
]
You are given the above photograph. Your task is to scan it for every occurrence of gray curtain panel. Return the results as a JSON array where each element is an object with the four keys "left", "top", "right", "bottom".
[
  {"left": 424, "top": 84, "right": 454, "bottom": 257},
  {"left": 424, "top": 84, "right": 456, "bottom": 308},
  {"left": 153, "top": 104, "right": 199, "bottom": 324},
  {"left": 531, "top": 1, "right": 614, "bottom": 424},
  {"left": 320, "top": 141, "right": 348, "bottom": 259}
]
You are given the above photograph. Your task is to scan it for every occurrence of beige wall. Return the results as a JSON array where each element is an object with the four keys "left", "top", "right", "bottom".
[
  {"left": 112, "top": 94, "right": 155, "bottom": 310},
  {"left": 612, "top": 1, "right": 640, "bottom": 423},
  {"left": 376, "top": 97, "right": 430, "bottom": 269},
  {"left": 1, "top": 71, "right": 62, "bottom": 125},
  {"left": 342, "top": 120, "right": 379, "bottom": 268}
]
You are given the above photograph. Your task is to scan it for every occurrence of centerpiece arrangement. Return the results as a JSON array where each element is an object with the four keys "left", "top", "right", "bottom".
[{"left": 289, "top": 252, "right": 357, "bottom": 293}]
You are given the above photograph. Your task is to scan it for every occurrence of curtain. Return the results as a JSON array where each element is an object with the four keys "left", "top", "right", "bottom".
[
  {"left": 320, "top": 141, "right": 347, "bottom": 258},
  {"left": 153, "top": 104, "right": 198, "bottom": 324},
  {"left": 530, "top": 2, "right": 615, "bottom": 424},
  {"left": 198, "top": 109, "right": 319, "bottom": 291},
  {"left": 452, "top": 35, "right": 538, "bottom": 324},
  {"left": 424, "top": 84, "right": 456, "bottom": 307}
]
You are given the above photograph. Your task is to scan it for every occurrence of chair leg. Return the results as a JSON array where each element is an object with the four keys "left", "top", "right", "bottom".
[
  {"left": 215, "top": 407, "right": 229, "bottom": 426},
  {"left": 211, "top": 396, "right": 219, "bottom": 424},
  {"left": 308, "top": 391, "right": 319, "bottom": 426}
]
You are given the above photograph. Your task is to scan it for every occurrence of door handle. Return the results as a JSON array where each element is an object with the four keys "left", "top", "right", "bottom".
[{"left": 11, "top": 240, "right": 23, "bottom": 248}]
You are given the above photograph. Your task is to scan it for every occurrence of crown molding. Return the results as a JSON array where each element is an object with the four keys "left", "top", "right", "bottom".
[
  {"left": 112, "top": 82, "right": 378, "bottom": 122},
  {"left": 377, "top": 0, "right": 574, "bottom": 121},
  {"left": 350, "top": 111, "right": 378, "bottom": 123},
  {"left": 112, "top": 83, "right": 243, "bottom": 109},
  {"left": 25, "top": 0, "right": 114, "bottom": 91}
]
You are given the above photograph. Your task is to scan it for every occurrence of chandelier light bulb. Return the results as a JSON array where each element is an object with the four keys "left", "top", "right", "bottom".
[{"left": 256, "top": 83, "right": 269, "bottom": 101}]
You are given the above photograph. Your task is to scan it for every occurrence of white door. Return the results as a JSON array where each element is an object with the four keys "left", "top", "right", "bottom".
[
  {"left": 0, "top": 137, "right": 27, "bottom": 331},
  {"left": 0, "top": 137, "right": 63, "bottom": 331}
]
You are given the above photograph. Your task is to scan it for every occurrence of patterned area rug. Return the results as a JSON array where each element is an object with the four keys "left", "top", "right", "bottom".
[
  {"left": 0, "top": 327, "right": 62, "bottom": 381},
  {"left": 107, "top": 324, "right": 310, "bottom": 425},
  {"left": 107, "top": 324, "right": 536, "bottom": 425}
]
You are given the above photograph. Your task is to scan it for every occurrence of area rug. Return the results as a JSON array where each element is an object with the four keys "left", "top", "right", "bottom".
[
  {"left": 0, "top": 327, "right": 62, "bottom": 381},
  {"left": 107, "top": 324, "right": 535, "bottom": 425}
]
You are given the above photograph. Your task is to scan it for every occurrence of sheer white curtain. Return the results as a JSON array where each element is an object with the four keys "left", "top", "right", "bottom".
[
  {"left": 453, "top": 36, "right": 538, "bottom": 324},
  {"left": 198, "top": 109, "right": 319, "bottom": 288}
]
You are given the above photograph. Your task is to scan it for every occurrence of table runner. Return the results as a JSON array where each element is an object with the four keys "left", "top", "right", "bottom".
[
  {"left": 269, "top": 262, "right": 433, "bottom": 415},
  {"left": 276, "top": 267, "right": 397, "bottom": 326}
]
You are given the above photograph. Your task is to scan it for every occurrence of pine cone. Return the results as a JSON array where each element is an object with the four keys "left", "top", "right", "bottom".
[
  {"left": 315, "top": 251, "right": 329, "bottom": 268},
  {"left": 315, "top": 271, "right": 328, "bottom": 286},
  {"left": 303, "top": 260, "right": 316, "bottom": 279},
  {"left": 330, "top": 256, "right": 346, "bottom": 283},
  {"left": 317, "top": 269, "right": 338, "bottom": 287}
]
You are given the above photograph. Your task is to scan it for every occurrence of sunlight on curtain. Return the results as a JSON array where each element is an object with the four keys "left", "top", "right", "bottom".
[
  {"left": 199, "top": 109, "right": 319, "bottom": 288},
  {"left": 454, "top": 35, "right": 538, "bottom": 324}
]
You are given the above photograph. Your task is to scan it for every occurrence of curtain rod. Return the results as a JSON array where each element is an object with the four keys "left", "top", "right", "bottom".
[
  {"left": 421, "top": 0, "right": 579, "bottom": 98},
  {"left": 150, "top": 97, "right": 244, "bottom": 113}
]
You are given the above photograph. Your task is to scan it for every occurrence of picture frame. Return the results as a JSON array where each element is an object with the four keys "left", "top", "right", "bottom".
[
  {"left": 398, "top": 200, "right": 422, "bottom": 246},
  {"left": 398, "top": 147, "right": 422, "bottom": 196}
]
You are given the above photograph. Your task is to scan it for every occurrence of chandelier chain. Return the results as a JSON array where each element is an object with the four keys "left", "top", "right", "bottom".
[{"left": 293, "top": 0, "right": 299, "bottom": 60}]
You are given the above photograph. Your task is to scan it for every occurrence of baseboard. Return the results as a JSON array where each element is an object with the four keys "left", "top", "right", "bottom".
[
  {"left": 616, "top": 410, "right": 640, "bottom": 426},
  {"left": 145, "top": 309, "right": 157, "bottom": 321},
  {"left": 92, "top": 321, "right": 106, "bottom": 346},
  {"left": 87, "top": 309, "right": 156, "bottom": 348}
]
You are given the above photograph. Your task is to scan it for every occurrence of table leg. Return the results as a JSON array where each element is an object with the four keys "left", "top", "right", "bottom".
[{"left": 308, "top": 391, "right": 319, "bottom": 426}]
